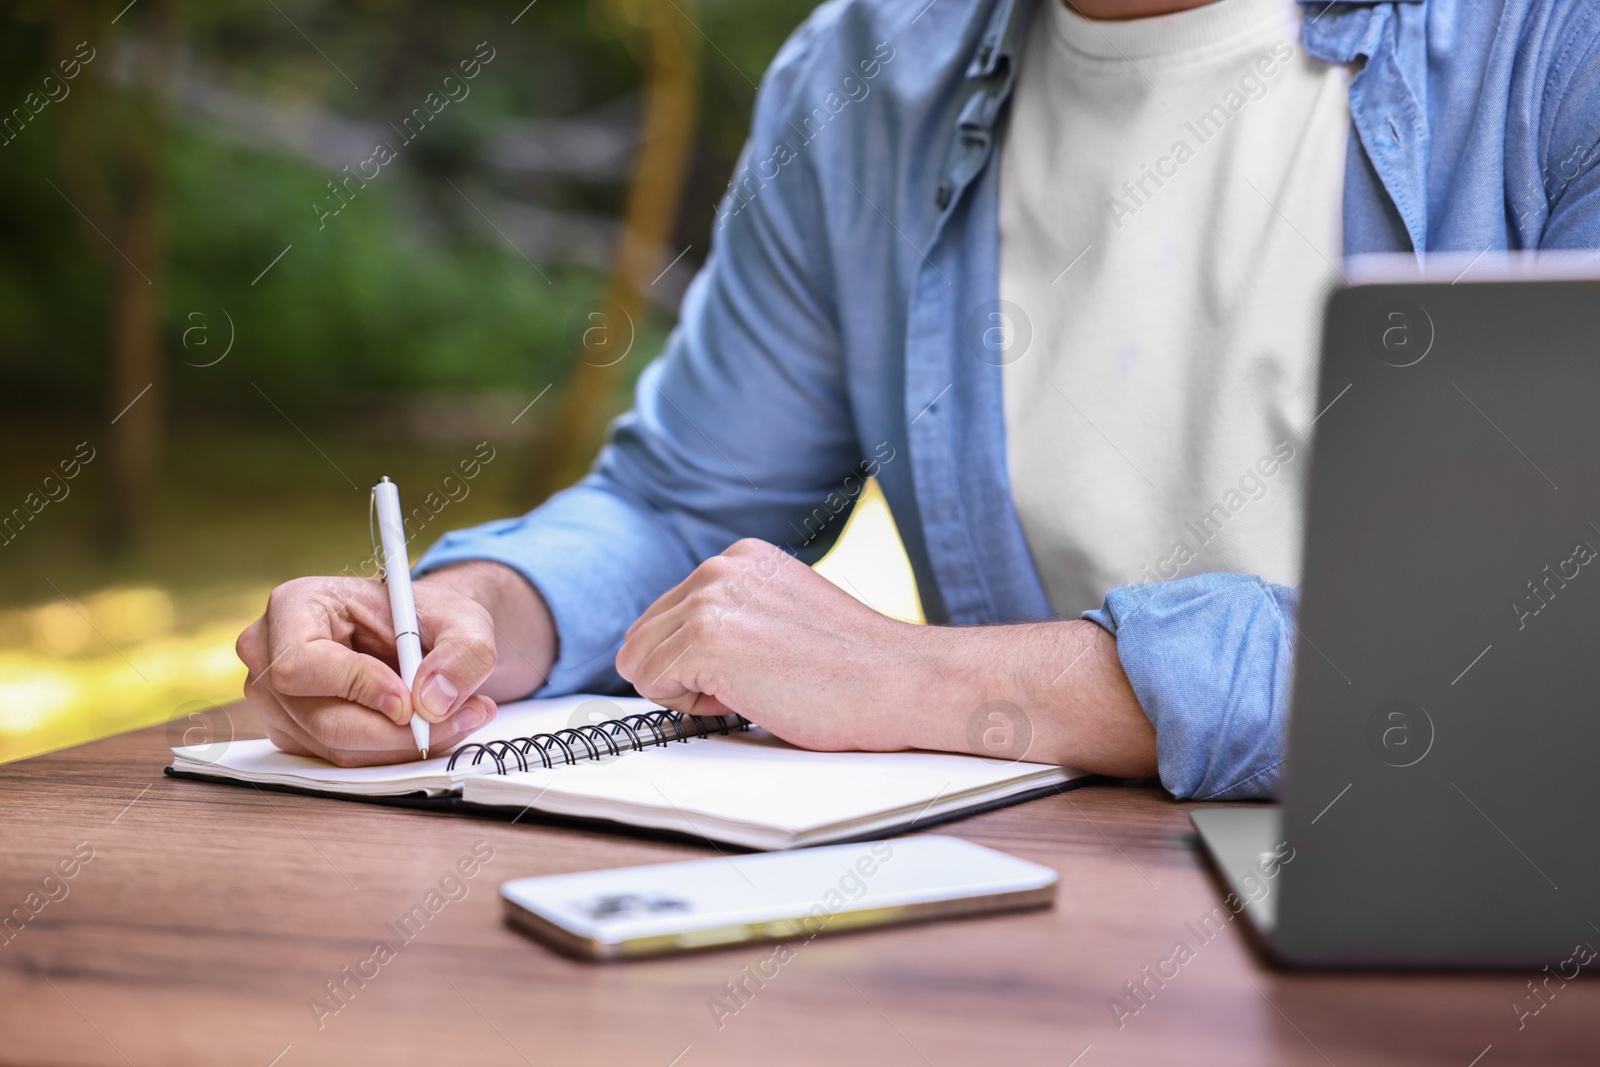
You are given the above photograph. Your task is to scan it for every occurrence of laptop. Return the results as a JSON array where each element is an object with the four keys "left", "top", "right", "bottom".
[{"left": 1192, "top": 255, "right": 1600, "bottom": 967}]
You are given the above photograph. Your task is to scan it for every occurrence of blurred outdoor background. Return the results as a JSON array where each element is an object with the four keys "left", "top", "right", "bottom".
[{"left": 0, "top": 0, "right": 919, "bottom": 764}]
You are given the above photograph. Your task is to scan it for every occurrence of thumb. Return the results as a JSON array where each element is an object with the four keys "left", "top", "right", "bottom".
[{"left": 412, "top": 603, "right": 498, "bottom": 723}]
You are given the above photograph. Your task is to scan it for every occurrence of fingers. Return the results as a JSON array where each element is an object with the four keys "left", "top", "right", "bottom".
[
  {"left": 624, "top": 540, "right": 788, "bottom": 645},
  {"left": 624, "top": 575, "right": 695, "bottom": 642},
  {"left": 269, "top": 641, "right": 411, "bottom": 724},
  {"left": 257, "top": 699, "right": 324, "bottom": 759},
  {"left": 412, "top": 593, "right": 499, "bottom": 724},
  {"left": 617, "top": 560, "right": 753, "bottom": 706},
  {"left": 672, "top": 692, "right": 740, "bottom": 720},
  {"left": 622, "top": 546, "right": 748, "bottom": 644},
  {"left": 236, "top": 617, "right": 267, "bottom": 675},
  {"left": 243, "top": 671, "right": 337, "bottom": 760},
  {"left": 616, "top": 603, "right": 689, "bottom": 689},
  {"left": 271, "top": 693, "right": 498, "bottom": 767},
  {"left": 429, "top": 695, "right": 498, "bottom": 754},
  {"left": 258, "top": 577, "right": 410, "bottom": 722},
  {"left": 619, "top": 618, "right": 706, "bottom": 708},
  {"left": 621, "top": 561, "right": 735, "bottom": 656},
  {"left": 237, "top": 574, "right": 501, "bottom": 767}
]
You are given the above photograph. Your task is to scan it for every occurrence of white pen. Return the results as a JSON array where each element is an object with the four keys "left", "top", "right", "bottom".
[{"left": 373, "top": 477, "right": 429, "bottom": 758}]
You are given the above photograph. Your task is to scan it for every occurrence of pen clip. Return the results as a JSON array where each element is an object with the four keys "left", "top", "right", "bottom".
[{"left": 369, "top": 489, "right": 385, "bottom": 582}]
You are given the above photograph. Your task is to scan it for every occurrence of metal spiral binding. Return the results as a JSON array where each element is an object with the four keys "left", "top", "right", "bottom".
[{"left": 446, "top": 709, "right": 750, "bottom": 774}]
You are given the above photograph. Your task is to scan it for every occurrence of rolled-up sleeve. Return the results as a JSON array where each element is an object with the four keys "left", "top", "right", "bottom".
[
  {"left": 1083, "top": 573, "right": 1297, "bottom": 801},
  {"left": 416, "top": 12, "right": 862, "bottom": 696},
  {"left": 415, "top": 475, "right": 704, "bottom": 694}
]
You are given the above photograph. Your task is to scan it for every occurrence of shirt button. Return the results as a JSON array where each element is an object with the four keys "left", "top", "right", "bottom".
[
  {"left": 935, "top": 181, "right": 951, "bottom": 210},
  {"left": 978, "top": 42, "right": 993, "bottom": 66}
]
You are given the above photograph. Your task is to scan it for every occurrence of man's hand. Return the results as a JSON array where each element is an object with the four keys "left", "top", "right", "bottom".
[
  {"left": 617, "top": 539, "right": 919, "bottom": 750},
  {"left": 235, "top": 561, "right": 556, "bottom": 767},
  {"left": 616, "top": 538, "right": 1157, "bottom": 777}
]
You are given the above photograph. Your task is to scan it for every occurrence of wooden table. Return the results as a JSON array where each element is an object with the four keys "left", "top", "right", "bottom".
[{"left": 1, "top": 708, "right": 1592, "bottom": 1067}]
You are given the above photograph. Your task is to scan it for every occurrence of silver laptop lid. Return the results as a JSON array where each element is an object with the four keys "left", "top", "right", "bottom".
[{"left": 1276, "top": 264, "right": 1600, "bottom": 966}]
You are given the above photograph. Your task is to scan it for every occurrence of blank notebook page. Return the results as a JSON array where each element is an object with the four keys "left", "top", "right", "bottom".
[{"left": 463, "top": 728, "right": 1073, "bottom": 848}]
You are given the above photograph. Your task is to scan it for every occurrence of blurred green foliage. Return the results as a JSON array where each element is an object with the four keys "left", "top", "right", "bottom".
[
  {"left": 0, "top": 0, "right": 819, "bottom": 422},
  {"left": 160, "top": 133, "right": 600, "bottom": 405}
]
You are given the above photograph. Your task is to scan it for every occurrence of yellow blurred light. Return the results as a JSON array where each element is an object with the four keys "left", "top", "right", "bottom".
[
  {"left": 88, "top": 587, "right": 177, "bottom": 646},
  {"left": 813, "top": 479, "right": 924, "bottom": 625},
  {"left": 2, "top": 588, "right": 260, "bottom": 763},
  {"left": 28, "top": 601, "right": 96, "bottom": 657},
  {"left": 0, "top": 667, "right": 80, "bottom": 735}
]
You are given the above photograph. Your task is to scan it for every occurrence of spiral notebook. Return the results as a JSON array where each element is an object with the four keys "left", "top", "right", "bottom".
[{"left": 167, "top": 695, "right": 1087, "bottom": 850}]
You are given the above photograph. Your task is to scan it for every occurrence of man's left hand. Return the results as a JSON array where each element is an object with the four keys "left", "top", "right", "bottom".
[
  {"left": 616, "top": 538, "right": 921, "bottom": 752},
  {"left": 616, "top": 537, "right": 1157, "bottom": 778}
]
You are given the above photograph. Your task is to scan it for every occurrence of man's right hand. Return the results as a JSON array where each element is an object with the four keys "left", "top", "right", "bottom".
[{"left": 235, "top": 562, "right": 556, "bottom": 767}]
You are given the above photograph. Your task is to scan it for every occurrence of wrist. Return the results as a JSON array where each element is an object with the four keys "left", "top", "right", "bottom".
[
  {"left": 892, "top": 622, "right": 994, "bottom": 754},
  {"left": 420, "top": 559, "right": 518, "bottom": 617},
  {"left": 894, "top": 619, "right": 1105, "bottom": 761}
]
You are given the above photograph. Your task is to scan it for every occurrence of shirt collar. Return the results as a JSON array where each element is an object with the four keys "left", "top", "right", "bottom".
[
  {"left": 966, "top": 0, "right": 1033, "bottom": 84},
  {"left": 966, "top": 0, "right": 1425, "bottom": 86},
  {"left": 1298, "top": 0, "right": 1422, "bottom": 65}
]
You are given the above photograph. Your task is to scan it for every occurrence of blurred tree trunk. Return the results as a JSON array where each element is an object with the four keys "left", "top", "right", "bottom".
[
  {"left": 533, "top": 0, "right": 701, "bottom": 498},
  {"left": 53, "top": 0, "right": 179, "bottom": 552}
]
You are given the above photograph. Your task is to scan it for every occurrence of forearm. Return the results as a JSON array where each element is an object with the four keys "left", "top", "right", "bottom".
[
  {"left": 903, "top": 619, "right": 1157, "bottom": 778},
  {"left": 416, "top": 560, "right": 556, "bottom": 702},
  {"left": 426, "top": 556, "right": 1160, "bottom": 776}
]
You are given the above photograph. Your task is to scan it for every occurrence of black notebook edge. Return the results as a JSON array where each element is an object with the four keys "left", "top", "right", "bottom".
[{"left": 164, "top": 765, "right": 1101, "bottom": 851}]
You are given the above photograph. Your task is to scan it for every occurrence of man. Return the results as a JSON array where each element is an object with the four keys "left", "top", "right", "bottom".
[{"left": 236, "top": 0, "right": 1600, "bottom": 797}]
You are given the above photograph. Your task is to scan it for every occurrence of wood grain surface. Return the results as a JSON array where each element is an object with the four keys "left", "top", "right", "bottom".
[{"left": 0, "top": 705, "right": 1592, "bottom": 1067}]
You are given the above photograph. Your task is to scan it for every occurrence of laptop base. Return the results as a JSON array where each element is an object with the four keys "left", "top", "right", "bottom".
[{"left": 1189, "top": 806, "right": 1283, "bottom": 942}]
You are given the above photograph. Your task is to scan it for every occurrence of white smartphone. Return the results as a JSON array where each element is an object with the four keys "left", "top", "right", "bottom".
[{"left": 499, "top": 835, "right": 1058, "bottom": 960}]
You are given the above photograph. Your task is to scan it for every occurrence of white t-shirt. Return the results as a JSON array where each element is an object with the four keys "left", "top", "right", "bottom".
[{"left": 999, "top": 0, "right": 1348, "bottom": 617}]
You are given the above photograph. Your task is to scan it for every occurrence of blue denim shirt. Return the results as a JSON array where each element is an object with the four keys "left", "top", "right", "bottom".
[{"left": 420, "top": 0, "right": 1600, "bottom": 800}]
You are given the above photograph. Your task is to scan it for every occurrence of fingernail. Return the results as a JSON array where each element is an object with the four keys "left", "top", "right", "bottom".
[
  {"left": 380, "top": 694, "right": 404, "bottom": 723},
  {"left": 461, "top": 704, "right": 490, "bottom": 732},
  {"left": 419, "top": 674, "right": 459, "bottom": 720}
]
